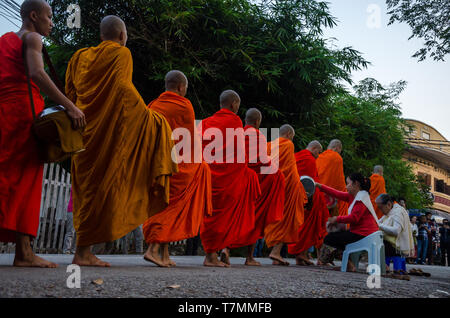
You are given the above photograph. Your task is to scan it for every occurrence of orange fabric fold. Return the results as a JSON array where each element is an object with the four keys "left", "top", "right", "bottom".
[
  {"left": 369, "top": 173, "right": 387, "bottom": 219},
  {"left": 264, "top": 138, "right": 307, "bottom": 248},
  {"left": 199, "top": 109, "right": 261, "bottom": 253},
  {"left": 66, "top": 41, "right": 178, "bottom": 246},
  {"left": 229, "top": 126, "right": 285, "bottom": 248},
  {"left": 316, "top": 149, "right": 349, "bottom": 217},
  {"left": 0, "top": 32, "right": 44, "bottom": 242},
  {"left": 143, "top": 91, "right": 212, "bottom": 244},
  {"left": 288, "top": 150, "right": 329, "bottom": 254}
]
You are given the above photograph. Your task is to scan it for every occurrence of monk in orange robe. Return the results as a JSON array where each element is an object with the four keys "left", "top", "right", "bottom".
[
  {"left": 316, "top": 139, "right": 349, "bottom": 217},
  {"left": 66, "top": 16, "right": 178, "bottom": 267},
  {"left": 228, "top": 108, "right": 285, "bottom": 266},
  {"left": 370, "top": 165, "right": 387, "bottom": 219},
  {"left": 0, "top": 0, "right": 85, "bottom": 268},
  {"left": 288, "top": 141, "right": 329, "bottom": 265},
  {"left": 142, "top": 71, "right": 212, "bottom": 267},
  {"left": 265, "top": 125, "right": 307, "bottom": 266},
  {"left": 199, "top": 90, "right": 261, "bottom": 267}
]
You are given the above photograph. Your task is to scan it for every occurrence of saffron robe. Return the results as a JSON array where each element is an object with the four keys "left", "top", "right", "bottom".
[
  {"left": 288, "top": 149, "right": 329, "bottom": 254},
  {"left": 369, "top": 173, "right": 387, "bottom": 219},
  {"left": 316, "top": 149, "right": 349, "bottom": 217},
  {"left": 65, "top": 41, "right": 178, "bottom": 246},
  {"left": 143, "top": 91, "right": 212, "bottom": 243},
  {"left": 264, "top": 138, "right": 307, "bottom": 248},
  {"left": 199, "top": 108, "right": 261, "bottom": 253},
  {"left": 0, "top": 32, "right": 44, "bottom": 242},
  {"left": 229, "top": 125, "right": 285, "bottom": 248}
]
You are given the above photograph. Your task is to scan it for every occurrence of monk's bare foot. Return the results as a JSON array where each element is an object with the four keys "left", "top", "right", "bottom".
[
  {"left": 220, "top": 248, "right": 230, "bottom": 265},
  {"left": 72, "top": 245, "right": 110, "bottom": 267},
  {"left": 144, "top": 245, "right": 168, "bottom": 267},
  {"left": 14, "top": 254, "right": 58, "bottom": 268},
  {"left": 163, "top": 258, "right": 176, "bottom": 267},
  {"left": 272, "top": 259, "right": 289, "bottom": 266},
  {"left": 72, "top": 252, "right": 110, "bottom": 267},
  {"left": 245, "top": 258, "right": 261, "bottom": 266},
  {"left": 204, "top": 253, "right": 230, "bottom": 268},
  {"left": 14, "top": 233, "right": 58, "bottom": 268},
  {"left": 296, "top": 255, "right": 314, "bottom": 266},
  {"left": 161, "top": 244, "right": 176, "bottom": 267},
  {"left": 269, "top": 253, "right": 289, "bottom": 266}
]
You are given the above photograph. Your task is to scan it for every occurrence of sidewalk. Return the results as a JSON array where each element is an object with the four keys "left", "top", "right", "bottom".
[{"left": 0, "top": 254, "right": 449, "bottom": 298}]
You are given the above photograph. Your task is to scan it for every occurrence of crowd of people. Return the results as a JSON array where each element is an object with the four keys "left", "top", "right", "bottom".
[
  {"left": 1, "top": 1, "right": 448, "bottom": 273},
  {"left": 409, "top": 212, "right": 449, "bottom": 266}
]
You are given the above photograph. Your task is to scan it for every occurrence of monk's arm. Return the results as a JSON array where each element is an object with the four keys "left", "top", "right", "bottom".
[
  {"left": 319, "top": 184, "right": 351, "bottom": 202},
  {"left": 24, "top": 33, "right": 86, "bottom": 129}
]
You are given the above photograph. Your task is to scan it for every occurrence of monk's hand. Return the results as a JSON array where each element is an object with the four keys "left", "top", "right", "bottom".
[
  {"left": 315, "top": 183, "right": 322, "bottom": 189},
  {"left": 328, "top": 216, "right": 338, "bottom": 224},
  {"left": 66, "top": 103, "right": 86, "bottom": 130}
]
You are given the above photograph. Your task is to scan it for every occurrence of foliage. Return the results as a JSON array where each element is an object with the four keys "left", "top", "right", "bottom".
[
  {"left": 46, "top": 0, "right": 367, "bottom": 122},
  {"left": 2, "top": 0, "right": 430, "bottom": 208},
  {"left": 386, "top": 0, "right": 450, "bottom": 62},
  {"left": 304, "top": 78, "right": 433, "bottom": 209}
]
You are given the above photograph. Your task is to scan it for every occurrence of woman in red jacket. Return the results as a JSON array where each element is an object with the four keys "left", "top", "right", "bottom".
[{"left": 316, "top": 173, "right": 379, "bottom": 271}]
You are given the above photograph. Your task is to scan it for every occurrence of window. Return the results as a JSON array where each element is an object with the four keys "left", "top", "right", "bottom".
[
  {"left": 422, "top": 131, "right": 430, "bottom": 140},
  {"left": 418, "top": 172, "right": 431, "bottom": 186}
]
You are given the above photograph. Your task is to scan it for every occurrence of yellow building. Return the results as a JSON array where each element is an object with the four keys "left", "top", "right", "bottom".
[{"left": 402, "top": 119, "right": 450, "bottom": 218}]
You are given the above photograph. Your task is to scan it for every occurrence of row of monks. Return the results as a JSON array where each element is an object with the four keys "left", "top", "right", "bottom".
[{"left": 0, "top": 3, "right": 387, "bottom": 268}]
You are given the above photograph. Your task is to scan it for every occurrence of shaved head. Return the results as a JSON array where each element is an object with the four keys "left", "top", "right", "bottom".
[
  {"left": 220, "top": 90, "right": 241, "bottom": 113},
  {"left": 165, "top": 70, "right": 188, "bottom": 96},
  {"left": 100, "top": 15, "right": 127, "bottom": 44},
  {"left": 20, "top": 0, "right": 48, "bottom": 20},
  {"left": 307, "top": 140, "right": 323, "bottom": 158},
  {"left": 280, "top": 124, "right": 295, "bottom": 140},
  {"left": 245, "top": 108, "right": 262, "bottom": 128},
  {"left": 374, "top": 165, "right": 384, "bottom": 175},
  {"left": 328, "top": 139, "right": 342, "bottom": 154}
]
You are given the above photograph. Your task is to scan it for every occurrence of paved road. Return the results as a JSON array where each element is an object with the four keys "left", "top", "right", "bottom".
[{"left": 0, "top": 254, "right": 449, "bottom": 298}]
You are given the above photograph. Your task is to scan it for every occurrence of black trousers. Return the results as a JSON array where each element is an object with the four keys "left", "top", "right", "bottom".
[
  {"left": 441, "top": 242, "right": 450, "bottom": 266},
  {"left": 323, "top": 231, "right": 365, "bottom": 250},
  {"left": 384, "top": 240, "right": 401, "bottom": 257}
]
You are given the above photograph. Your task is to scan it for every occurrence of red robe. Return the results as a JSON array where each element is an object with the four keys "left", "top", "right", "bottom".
[
  {"left": 229, "top": 125, "right": 285, "bottom": 248},
  {"left": 288, "top": 149, "right": 329, "bottom": 254},
  {"left": 0, "top": 32, "right": 44, "bottom": 242},
  {"left": 199, "top": 108, "right": 261, "bottom": 253},
  {"left": 142, "top": 91, "right": 212, "bottom": 244}
]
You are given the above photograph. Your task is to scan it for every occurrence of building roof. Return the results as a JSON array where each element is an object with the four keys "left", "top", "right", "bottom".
[
  {"left": 404, "top": 118, "right": 448, "bottom": 142},
  {"left": 405, "top": 145, "right": 450, "bottom": 171}
]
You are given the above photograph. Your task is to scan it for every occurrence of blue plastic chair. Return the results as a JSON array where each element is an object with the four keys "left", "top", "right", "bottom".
[
  {"left": 341, "top": 231, "right": 386, "bottom": 274},
  {"left": 385, "top": 256, "right": 406, "bottom": 271}
]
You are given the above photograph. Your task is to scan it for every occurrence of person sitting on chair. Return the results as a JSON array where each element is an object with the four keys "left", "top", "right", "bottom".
[
  {"left": 375, "top": 194, "right": 415, "bottom": 271},
  {"left": 315, "top": 173, "right": 379, "bottom": 272}
]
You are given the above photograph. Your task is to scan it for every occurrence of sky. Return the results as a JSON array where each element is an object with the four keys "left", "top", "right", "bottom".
[
  {"left": 1, "top": 0, "right": 449, "bottom": 139},
  {"left": 322, "top": 0, "right": 450, "bottom": 140}
]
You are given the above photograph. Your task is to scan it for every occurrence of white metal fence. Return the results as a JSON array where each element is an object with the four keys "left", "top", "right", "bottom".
[{"left": 0, "top": 163, "right": 186, "bottom": 254}]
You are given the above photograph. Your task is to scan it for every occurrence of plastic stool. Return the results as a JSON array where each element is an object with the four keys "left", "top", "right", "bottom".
[{"left": 341, "top": 231, "right": 386, "bottom": 274}]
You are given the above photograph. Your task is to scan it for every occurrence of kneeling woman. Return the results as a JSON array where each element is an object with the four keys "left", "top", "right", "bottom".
[
  {"left": 375, "top": 194, "right": 414, "bottom": 269},
  {"left": 316, "top": 173, "right": 379, "bottom": 271}
]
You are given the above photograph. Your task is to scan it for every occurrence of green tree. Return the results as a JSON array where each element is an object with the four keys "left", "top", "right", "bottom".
[
  {"left": 386, "top": 0, "right": 450, "bottom": 61},
  {"left": 45, "top": 0, "right": 367, "bottom": 122},
  {"left": 310, "top": 78, "right": 433, "bottom": 209}
]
